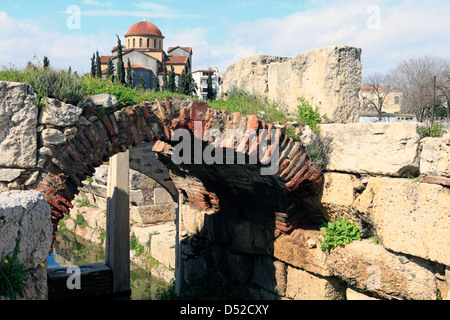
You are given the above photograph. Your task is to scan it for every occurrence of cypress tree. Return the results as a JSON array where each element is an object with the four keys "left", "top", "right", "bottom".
[
  {"left": 186, "top": 71, "right": 198, "bottom": 96},
  {"left": 116, "top": 35, "right": 125, "bottom": 85},
  {"left": 162, "top": 62, "right": 168, "bottom": 90},
  {"left": 152, "top": 74, "right": 160, "bottom": 92},
  {"left": 95, "top": 51, "right": 102, "bottom": 78},
  {"left": 206, "top": 71, "right": 216, "bottom": 101},
  {"left": 177, "top": 68, "right": 187, "bottom": 95},
  {"left": 90, "top": 53, "right": 96, "bottom": 77},
  {"left": 106, "top": 58, "right": 115, "bottom": 82},
  {"left": 126, "top": 59, "right": 133, "bottom": 87},
  {"left": 43, "top": 56, "right": 50, "bottom": 69},
  {"left": 168, "top": 65, "right": 176, "bottom": 92}
]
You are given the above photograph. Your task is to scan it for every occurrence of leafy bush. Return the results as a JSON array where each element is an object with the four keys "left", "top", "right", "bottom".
[
  {"left": 296, "top": 97, "right": 326, "bottom": 133},
  {"left": 319, "top": 218, "right": 362, "bottom": 252},
  {"left": 74, "top": 213, "right": 89, "bottom": 228},
  {"left": 208, "top": 86, "right": 292, "bottom": 124},
  {"left": 416, "top": 123, "right": 447, "bottom": 138},
  {"left": 0, "top": 239, "right": 27, "bottom": 300}
]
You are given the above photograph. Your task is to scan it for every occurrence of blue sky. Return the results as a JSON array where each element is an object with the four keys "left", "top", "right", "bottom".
[{"left": 1, "top": 0, "right": 449, "bottom": 78}]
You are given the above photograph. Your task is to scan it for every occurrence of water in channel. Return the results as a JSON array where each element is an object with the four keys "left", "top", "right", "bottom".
[{"left": 48, "top": 228, "right": 168, "bottom": 300}]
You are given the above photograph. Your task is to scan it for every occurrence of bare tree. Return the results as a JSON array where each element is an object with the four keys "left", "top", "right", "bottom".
[
  {"left": 361, "top": 72, "right": 392, "bottom": 121},
  {"left": 388, "top": 56, "right": 449, "bottom": 122}
]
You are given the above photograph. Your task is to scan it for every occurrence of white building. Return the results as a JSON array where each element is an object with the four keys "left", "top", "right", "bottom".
[{"left": 192, "top": 69, "right": 221, "bottom": 100}]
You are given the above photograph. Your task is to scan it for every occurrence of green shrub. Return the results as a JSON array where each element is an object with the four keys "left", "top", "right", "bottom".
[
  {"left": 74, "top": 213, "right": 89, "bottom": 228},
  {"left": 208, "top": 86, "right": 292, "bottom": 125},
  {"left": 319, "top": 218, "right": 362, "bottom": 252},
  {"left": 416, "top": 123, "right": 446, "bottom": 138},
  {"left": 0, "top": 239, "right": 27, "bottom": 300},
  {"left": 295, "top": 97, "right": 326, "bottom": 133},
  {"left": 130, "top": 234, "right": 144, "bottom": 256}
]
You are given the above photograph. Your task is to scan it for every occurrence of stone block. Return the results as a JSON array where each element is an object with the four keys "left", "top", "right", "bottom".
[
  {"left": 285, "top": 266, "right": 345, "bottom": 300},
  {"left": 39, "top": 98, "right": 83, "bottom": 126},
  {"left": 420, "top": 133, "right": 450, "bottom": 177},
  {"left": 0, "top": 169, "right": 24, "bottom": 182},
  {"left": 320, "top": 122, "right": 421, "bottom": 176},
  {"left": 327, "top": 239, "right": 437, "bottom": 300},
  {"left": 221, "top": 46, "right": 362, "bottom": 123},
  {"left": 354, "top": 177, "right": 450, "bottom": 266},
  {"left": 0, "top": 191, "right": 52, "bottom": 270},
  {"left": 0, "top": 81, "right": 38, "bottom": 168},
  {"left": 130, "top": 203, "right": 176, "bottom": 224},
  {"left": 273, "top": 232, "right": 331, "bottom": 277}
]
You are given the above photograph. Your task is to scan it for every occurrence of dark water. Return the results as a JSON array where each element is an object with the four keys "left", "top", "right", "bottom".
[{"left": 49, "top": 228, "right": 168, "bottom": 300}]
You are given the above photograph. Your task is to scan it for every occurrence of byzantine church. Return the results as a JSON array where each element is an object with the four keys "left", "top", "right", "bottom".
[{"left": 100, "top": 19, "right": 192, "bottom": 89}]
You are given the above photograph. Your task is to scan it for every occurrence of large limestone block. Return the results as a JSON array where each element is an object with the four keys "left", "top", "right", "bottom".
[
  {"left": 39, "top": 98, "right": 83, "bottom": 126},
  {"left": 221, "top": 46, "right": 362, "bottom": 123},
  {"left": 0, "top": 81, "right": 38, "bottom": 168},
  {"left": 419, "top": 133, "right": 450, "bottom": 177},
  {"left": 267, "top": 46, "right": 362, "bottom": 123},
  {"left": 221, "top": 55, "right": 290, "bottom": 96},
  {"left": 320, "top": 122, "right": 421, "bottom": 176},
  {"left": 319, "top": 172, "right": 359, "bottom": 223},
  {"left": 285, "top": 266, "right": 345, "bottom": 300},
  {"left": 273, "top": 231, "right": 331, "bottom": 276},
  {"left": 0, "top": 191, "right": 52, "bottom": 270},
  {"left": 354, "top": 177, "right": 450, "bottom": 266},
  {"left": 327, "top": 240, "right": 437, "bottom": 300}
]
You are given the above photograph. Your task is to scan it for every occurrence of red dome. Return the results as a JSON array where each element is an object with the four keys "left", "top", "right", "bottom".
[{"left": 126, "top": 21, "right": 163, "bottom": 37}]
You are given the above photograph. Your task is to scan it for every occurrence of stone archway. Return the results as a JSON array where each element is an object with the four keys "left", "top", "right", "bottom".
[{"left": 20, "top": 98, "right": 323, "bottom": 241}]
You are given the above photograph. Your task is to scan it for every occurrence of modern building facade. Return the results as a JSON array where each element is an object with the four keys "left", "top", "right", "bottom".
[
  {"left": 192, "top": 69, "right": 221, "bottom": 100},
  {"left": 99, "top": 20, "right": 192, "bottom": 90}
]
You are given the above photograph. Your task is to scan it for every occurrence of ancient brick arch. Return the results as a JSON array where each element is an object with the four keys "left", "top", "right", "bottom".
[{"left": 22, "top": 98, "right": 322, "bottom": 242}]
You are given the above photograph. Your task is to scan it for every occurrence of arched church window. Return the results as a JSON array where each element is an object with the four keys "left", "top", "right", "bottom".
[
  {"left": 139, "top": 38, "right": 142, "bottom": 48},
  {"left": 154, "top": 39, "right": 156, "bottom": 48},
  {"left": 133, "top": 38, "right": 135, "bottom": 48},
  {"left": 147, "top": 38, "right": 150, "bottom": 48}
]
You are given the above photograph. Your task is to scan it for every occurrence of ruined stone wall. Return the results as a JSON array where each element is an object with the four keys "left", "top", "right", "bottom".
[
  {"left": 179, "top": 121, "right": 450, "bottom": 300},
  {"left": 220, "top": 45, "right": 362, "bottom": 124},
  {"left": 0, "top": 80, "right": 448, "bottom": 300}
]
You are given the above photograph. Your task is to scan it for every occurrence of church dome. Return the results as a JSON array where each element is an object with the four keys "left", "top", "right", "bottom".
[{"left": 125, "top": 21, "right": 164, "bottom": 37}]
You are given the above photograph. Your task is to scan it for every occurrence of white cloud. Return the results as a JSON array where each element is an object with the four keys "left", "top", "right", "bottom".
[
  {"left": 79, "top": 2, "right": 181, "bottom": 19},
  {"left": 82, "top": 0, "right": 115, "bottom": 8},
  {"left": 0, "top": 11, "right": 113, "bottom": 73},
  {"left": 216, "top": 0, "right": 450, "bottom": 75}
]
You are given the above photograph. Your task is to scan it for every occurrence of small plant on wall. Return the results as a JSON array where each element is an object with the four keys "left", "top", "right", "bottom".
[{"left": 319, "top": 218, "right": 362, "bottom": 252}]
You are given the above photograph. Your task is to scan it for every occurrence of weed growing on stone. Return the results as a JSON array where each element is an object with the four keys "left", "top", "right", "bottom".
[
  {"left": 0, "top": 239, "right": 27, "bottom": 300},
  {"left": 208, "top": 86, "right": 292, "bottom": 124},
  {"left": 296, "top": 97, "right": 326, "bottom": 133},
  {"left": 319, "top": 218, "right": 362, "bottom": 252}
]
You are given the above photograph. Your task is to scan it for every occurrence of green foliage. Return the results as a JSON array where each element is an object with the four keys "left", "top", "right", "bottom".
[
  {"left": 416, "top": 123, "right": 446, "bottom": 138},
  {"left": 296, "top": 97, "right": 326, "bottom": 133},
  {"left": 319, "top": 218, "right": 362, "bottom": 252},
  {"left": 130, "top": 234, "right": 145, "bottom": 256},
  {"left": 284, "top": 126, "right": 301, "bottom": 142},
  {"left": 126, "top": 59, "right": 133, "bottom": 87},
  {"left": 0, "top": 63, "right": 86, "bottom": 108},
  {"left": 74, "top": 213, "right": 89, "bottom": 228},
  {"left": 95, "top": 51, "right": 102, "bottom": 79},
  {"left": 206, "top": 72, "right": 216, "bottom": 101},
  {"left": 208, "top": 86, "right": 291, "bottom": 124},
  {"left": 0, "top": 239, "right": 27, "bottom": 300},
  {"left": 74, "top": 199, "right": 95, "bottom": 208},
  {"left": 168, "top": 65, "right": 176, "bottom": 92},
  {"left": 116, "top": 35, "right": 126, "bottom": 85}
]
